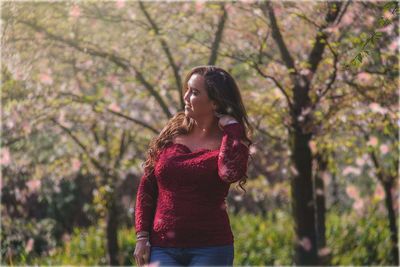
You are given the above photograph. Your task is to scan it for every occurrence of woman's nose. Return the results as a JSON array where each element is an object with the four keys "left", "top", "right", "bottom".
[{"left": 184, "top": 91, "right": 190, "bottom": 102}]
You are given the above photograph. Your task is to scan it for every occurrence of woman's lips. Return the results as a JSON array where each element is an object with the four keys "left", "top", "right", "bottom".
[{"left": 185, "top": 105, "right": 191, "bottom": 109}]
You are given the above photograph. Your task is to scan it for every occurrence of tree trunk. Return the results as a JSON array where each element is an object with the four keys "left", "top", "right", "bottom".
[
  {"left": 106, "top": 195, "right": 120, "bottom": 265},
  {"left": 290, "top": 129, "right": 318, "bottom": 265},
  {"left": 383, "top": 180, "right": 399, "bottom": 265},
  {"left": 331, "top": 171, "right": 339, "bottom": 208},
  {"left": 314, "top": 152, "right": 330, "bottom": 265}
]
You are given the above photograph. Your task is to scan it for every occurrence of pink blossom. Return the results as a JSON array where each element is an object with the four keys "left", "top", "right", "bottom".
[
  {"left": 273, "top": 5, "right": 283, "bottom": 16},
  {"left": 316, "top": 188, "right": 324, "bottom": 196},
  {"left": 1, "top": 148, "right": 11, "bottom": 166},
  {"left": 289, "top": 165, "right": 299, "bottom": 176},
  {"left": 82, "top": 60, "right": 93, "bottom": 69},
  {"left": 340, "top": 11, "right": 354, "bottom": 26},
  {"left": 107, "top": 75, "right": 119, "bottom": 85},
  {"left": 300, "top": 68, "right": 311, "bottom": 76},
  {"left": 62, "top": 233, "right": 71, "bottom": 242},
  {"left": 233, "top": 194, "right": 243, "bottom": 202},
  {"left": 346, "top": 185, "right": 360, "bottom": 200},
  {"left": 322, "top": 172, "right": 331, "bottom": 186},
  {"left": 103, "top": 87, "right": 112, "bottom": 97},
  {"left": 108, "top": 103, "right": 121, "bottom": 113},
  {"left": 379, "top": 144, "right": 389, "bottom": 155},
  {"left": 353, "top": 198, "right": 365, "bottom": 213},
  {"left": 369, "top": 102, "right": 387, "bottom": 114},
  {"left": 54, "top": 184, "right": 61, "bottom": 193},
  {"left": 377, "top": 24, "right": 394, "bottom": 34},
  {"left": 355, "top": 157, "right": 366, "bottom": 166},
  {"left": 195, "top": 0, "right": 204, "bottom": 13},
  {"left": 367, "top": 136, "right": 379, "bottom": 147},
  {"left": 383, "top": 10, "right": 394, "bottom": 20},
  {"left": 225, "top": 3, "right": 234, "bottom": 15},
  {"left": 388, "top": 38, "right": 399, "bottom": 52},
  {"left": 115, "top": 0, "right": 125, "bottom": 9},
  {"left": 318, "top": 247, "right": 331, "bottom": 257},
  {"left": 357, "top": 72, "right": 372, "bottom": 85},
  {"left": 70, "top": 5, "right": 81, "bottom": 18},
  {"left": 325, "top": 26, "right": 339, "bottom": 34},
  {"left": 308, "top": 140, "right": 317, "bottom": 154},
  {"left": 365, "top": 15, "right": 375, "bottom": 26},
  {"left": 71, "top": 158, "right": 81, "bottom": 171},
  {"left": 182, "top": 2, "right": 191, "bottom": 12},
  {"left": 299, "top": 237, "right": 312, "bottom": 251},
  {"left": 249, "top": 145, "right": 257, "bottom": 155},
  {"left": 374, "top": 184, "right": 385, "bottom": 201},
  {"left": 22, "top": 121, "right": 31, "bottom": 135},
  {"left": 94, "top": 146, "right": 106, "bottom": 157},
  {"left": 26, "top": 179, "right": 41, "bottom": 193},
  {"left": 342, "top": 166, "right": 361, "bottom": 176},
  {"left": 25, "top": 238, "right": 34, "bottom": 253},
  {"left": 39, "top": 73, "right": 53, "bottom": 85}
]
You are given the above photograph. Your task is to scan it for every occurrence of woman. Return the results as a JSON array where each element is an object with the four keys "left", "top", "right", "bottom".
[{"left": 134, "top": 65, "right": 253, "bottom": 266}]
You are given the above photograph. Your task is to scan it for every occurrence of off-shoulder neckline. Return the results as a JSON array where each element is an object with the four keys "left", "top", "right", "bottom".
[{"left": 169, "top": 142, "right": 220, "bottom": 154}]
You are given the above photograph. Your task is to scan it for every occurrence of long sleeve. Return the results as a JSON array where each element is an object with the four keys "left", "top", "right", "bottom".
[
  {"left": 217, "top": 122, "right": 250, "bottom": 184},
  {"left": 135, "top": 168, "right": 158, "bottom": 234}
]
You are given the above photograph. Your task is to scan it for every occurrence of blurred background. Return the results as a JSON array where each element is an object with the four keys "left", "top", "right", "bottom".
[{"left": 1, "top": 0, "right": 399, "bottom": 266}]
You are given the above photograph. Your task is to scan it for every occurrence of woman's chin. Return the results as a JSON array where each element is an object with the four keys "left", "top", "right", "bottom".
[{"left": 184, "top": 110, "right": 195, "bottom": 119}]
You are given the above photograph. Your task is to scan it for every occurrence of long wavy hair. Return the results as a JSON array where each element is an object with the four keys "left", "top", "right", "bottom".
[{"left": 142, "top": 65, "right": 253, "bottom": 194}]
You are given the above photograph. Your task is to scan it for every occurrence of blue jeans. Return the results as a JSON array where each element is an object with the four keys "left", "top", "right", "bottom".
[{"left": 149, "top": 244, "right": 234, "bottom": 266}]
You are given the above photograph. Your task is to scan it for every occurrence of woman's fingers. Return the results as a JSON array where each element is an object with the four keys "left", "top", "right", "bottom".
[
  {"left": 134, "top": 244, "right": 151, "bottom": 267},
  {"left": 134, "top": 253, "right": 142, "bottom": 266},
  {"left": 143, "top": 246, "right": 151, "bottom": 264},
  {"left": 134, "top": 248, "right": 146, "bottom": 266},
  {"left": 138, "top": 255, "right": 145, "bottom": 267},
  {"left": 143, "top": 254, "right": 149, "bottom": 265}
]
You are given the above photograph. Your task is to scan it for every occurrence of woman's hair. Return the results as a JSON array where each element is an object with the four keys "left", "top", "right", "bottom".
[{"left": 142, "top": 65, "right": 253, "bottom": 194}]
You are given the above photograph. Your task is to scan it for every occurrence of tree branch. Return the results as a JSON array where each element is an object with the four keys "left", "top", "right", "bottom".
[
  {"left": 208, "top": 3, "right": 228, "bottom": 65},
  {"left": 139, "top": 1, "right": 183, "bottom": 109}
]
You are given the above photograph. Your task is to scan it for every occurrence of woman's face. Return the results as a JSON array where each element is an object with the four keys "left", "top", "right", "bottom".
[{"left": 184, "top": 73, "right": 216, "bottom": 119}]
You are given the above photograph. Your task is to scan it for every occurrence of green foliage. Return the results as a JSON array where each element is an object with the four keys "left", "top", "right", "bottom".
[
  {"left": 31, "top": 226, "right": 108, "bottom": 266},
  {"left": 327, "top": 205, "right": 393, "bottom": 265},
  {"left": 231, "top": 211, "right": 294, "bottom": 265},
  {"left": 1, "top": 217, "right": 58, "bottom": 265},
  {"left": 11, "top": 208, "right": 394, "bottom": 266},
  {"left": 345, "top": 1, "right": 398, "bottom": 69}
]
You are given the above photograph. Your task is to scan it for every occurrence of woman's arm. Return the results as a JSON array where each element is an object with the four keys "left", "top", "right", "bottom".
[
  {"left": 135, "top": 168, "right": 158, "bottom": 235},
  {"left": 217, "top": 122, "right": 250, "bottom": 183}
]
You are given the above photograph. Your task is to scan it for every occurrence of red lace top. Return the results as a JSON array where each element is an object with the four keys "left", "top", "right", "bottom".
[{"left": 134, "top": 123, "right": 249, "bottom": 247}]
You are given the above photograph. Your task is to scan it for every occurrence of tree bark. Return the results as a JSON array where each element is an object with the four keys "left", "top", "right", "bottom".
[
  {"left": 383, "top": 180, "right": 399, "bottom": 265},
  {"left": 106, "top": 194, "right": 120, "bottom": 266},
  {"left": 314, "top": 152, "right": 330, "bottom": 265},
  {"left": 290, "top": 127, "right": 318, "bottom": 265}
]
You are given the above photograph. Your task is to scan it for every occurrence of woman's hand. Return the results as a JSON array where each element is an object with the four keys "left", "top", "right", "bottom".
[
  {"left": 214, "top": 112, "right": 238, "bottom": 130},
  {"left": 134, "top": 238, "right": 151, "bottom": 266}
]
